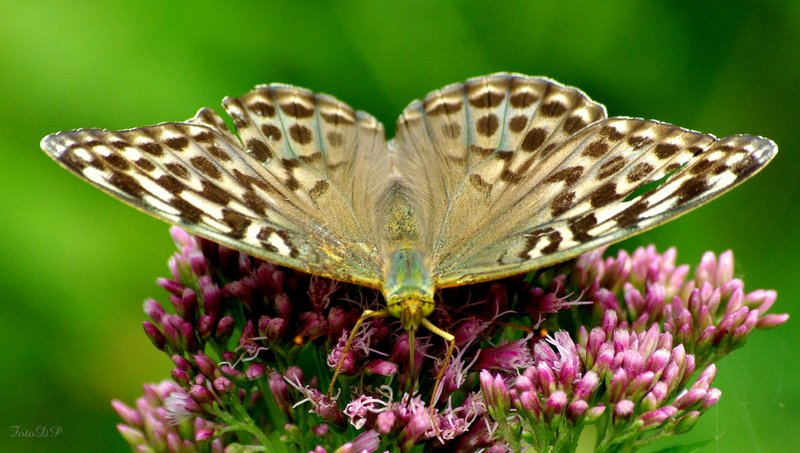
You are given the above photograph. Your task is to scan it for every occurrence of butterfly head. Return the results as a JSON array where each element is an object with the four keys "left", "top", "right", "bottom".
[{"left": 383, "top": 249, "right": 435, "bottom": 331}]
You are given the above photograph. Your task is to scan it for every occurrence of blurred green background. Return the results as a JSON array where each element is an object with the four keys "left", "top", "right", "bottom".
[{"left": 2, "top": 1, "right": 797, "bottom": 451}]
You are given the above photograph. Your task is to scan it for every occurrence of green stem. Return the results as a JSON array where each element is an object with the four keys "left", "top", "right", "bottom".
[{"left": 213, "top": 400, "right": 276, "bottom": 450}]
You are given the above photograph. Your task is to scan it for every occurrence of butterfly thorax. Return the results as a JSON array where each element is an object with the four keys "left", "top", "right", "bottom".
[
  {"left": 383, "top": 248, "right": 435, "bottom": 331},
  {"left": 379, "top": 188, "right": 435, "bottom": 330}
]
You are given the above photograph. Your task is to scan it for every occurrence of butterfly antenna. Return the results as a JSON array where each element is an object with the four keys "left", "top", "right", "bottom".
[
  {"left": 327, "top": 309, "right": 389, "bottom": 399},
  {"left": 421, "top": 318, "right": 455, "bottom": 437}
]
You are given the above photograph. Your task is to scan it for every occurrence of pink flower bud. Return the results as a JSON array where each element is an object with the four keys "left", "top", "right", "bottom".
[
  {"left": 376, "top": 410, "right": 395, "bottom": 434},
  {"left": 142, "top": 322, "right": 166, "bottom": 351},
  {"left": 364, "top": 359, "right": 398, "bottom": 376},
  {"left": 195, "top": 428, "right": 214, "bottom": 442},
  {"left": 614, "top": 399, "right": 634, "bottom": 419}
]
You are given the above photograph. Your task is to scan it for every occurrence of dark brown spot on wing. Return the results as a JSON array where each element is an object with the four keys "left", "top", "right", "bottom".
[
  {"left": 655, "top": 143, "right": 680, "bottom": 159},
  {"left": 242, "top": 191, "right": 268, "bottom": 215},
  {"left": 544, "top": 166, "right": 584, "bottom": 185},
  {"left": 518, "top": 228, "right": 552, "bottom": 259},
  {"left": 282, "top": 158, "right": 299, "bottom": 170},
  {"left": 476, "top": 114, "right": 499, "bottom": 137},
  {"left": 166, "top": 162, "right": 190, "bottom": 179},
  {"left": 599, "top": 126, "right": 625, "bottom": 141},
  {"left": 732, "top": 154, "right": 758, "bottom": 179},
  {"left": 135, "top": 159, "right": 156, "bottom": 172},
  {"left": 541, "top": 231, "right": 562, "bottom": 254},
  {"left": 103, "top": 154, "right": 130, "bottom": 170},
  {"left": 261, "top": 124, "right": 282, "bottom": 142},
  {"left": 233, "top": 169, "right": 272, "bottom": 192},
  {"left": 569, "top": 213, "right": 597, "bottom": 242},
  {"left": 165, "top": 136, "right": 189, "bottom": 151},
  {"left": 171, "top": 197, "right": 202, "bottom": 223},
  {"left": 551, "top": 191, "right": 575, "bottom": 216},
  {"left": 249, "top": 101, "right": 276, "bottom": 117},
  {"left": 499, "top": 168, "right": 522, "bottom": 183},
  {"left": 615, "top": 199, "right": 649, "bottom": 227},
  {"left": 469, "top": 91, "right": 505, "bottom": 108},
  {"left": 140, "top": 142, "right": 164, "bottom": 156},
  {"left": 207, "top": 144, "right": 232, "bottom": 162},
  {"left": 508, "top": 115, "right": 527, "bottom": 133},
  {"left": 199, "top": 180, "right": 234, "bottom": 205},
  {"left": 597, "top": 156, "right": 626, "bottom": 179},
  {"left": 521, "top": 128, "right": 546, "bottom": 152},
  {"left": 509, "top": 91, "right": 537, "bottom": 108},
  {"left": 231, "top": 113, "right": 248, "bottom": 129},
  {"left": 192, "top": 130, "right": 214, "bottom": 143},
  {"left": 190, "top": 156, "right": 222, "bottom": 180},
  {"left": 222, "top": 209, "right": 252, "bottom": 239},
  {"left": 494, "top": 150, "right": 513, "bottom": 160},
  {"left": 627, "top": 135, "right": 653, "bottom": 149},
  {"left": 627, "top": 162, "right": 654, "bottom": 182},
  {"left": 675, "top": 176, "right": 710, "bottom": 204},
  {"left": 289, "top": 124, "right": 312, "bottom": 144},
  {"left": 563, "top": 115, "right": 588, "bottom": 134},
  {"left": 299, "top": 152, "right": 322, "bottom": 164},
  {"left": 712, "top": 163, "right": 729, "bottom": 174},
  {"left": 590, "top": 182, "right": 619, "bottom": 208},
  {"left": 257, "top": 227, "right": 299, "bottom": 258},
  {"left": 156, "top": 174, "right": 186, "bottom": 194},
  {"left": 582, "top": 141, "right": 609, "bottom": 158},
  {"left": 280, "top": 101, "right": 314, "bottom": 118},
  {"left": 469, "top": 174, "right": 492, "bottom": 194},
  {"left": 109, "top": 171, "right": 145, "bottom": 199},
  {"left": 540, "top": 143, "right": 558, "bottom": 158},
  {"left": 62, "top": 152, "right": 90, "bottom": 170},
  {"left": 309, "top": 180, "right": 329, "bottom": 200},
  {"left": 689, "top": 158, "right": 715, "bottom": 175},
  {"left": 246, "top": 138, "right": 273, "bottom": 162},
  {"left": 540, "top": 100, "right": 567, "bottom": 117}
]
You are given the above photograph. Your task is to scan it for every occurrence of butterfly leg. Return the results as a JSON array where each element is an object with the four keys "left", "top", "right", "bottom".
[
  {"left": 327, "top": 309, "right": 390, "bottom": 399},
  {"left": 421, "top": 317, "right": 455, "bottom": 437}
]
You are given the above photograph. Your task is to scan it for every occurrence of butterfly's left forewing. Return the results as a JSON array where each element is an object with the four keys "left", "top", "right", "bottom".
[{"left": 41, "top": 89, "right": 390, "bottom": 288}]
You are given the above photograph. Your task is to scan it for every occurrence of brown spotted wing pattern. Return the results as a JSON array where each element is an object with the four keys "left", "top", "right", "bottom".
[
  {"left": 393, "top": 75, "right": 775, "bottom": 286},
  {"left": 41, "top": 73, "right": 777, "bottom": 291},
  {"left": 42, "top": 86, "right": 389, "bottom": 288}
]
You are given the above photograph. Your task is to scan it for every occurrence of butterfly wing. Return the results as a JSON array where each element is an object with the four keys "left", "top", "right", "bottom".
[
  {"left": 393, "top": 73, "right": 777, "bottom": 287},
  {"left": 393, "top": 73, "right": 606, "bottom": 257},
  {"left": 41, "top": 86, "right": 391, "bottom": 288}
]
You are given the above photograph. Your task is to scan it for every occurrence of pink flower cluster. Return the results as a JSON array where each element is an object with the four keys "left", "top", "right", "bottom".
[{"left": 114, "top": 229, "right": 786, "bottom": 452}]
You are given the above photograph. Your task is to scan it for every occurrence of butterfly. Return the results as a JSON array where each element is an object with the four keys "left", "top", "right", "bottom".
[{"left": 41, "top": 73, "right": 777, "bottom": 401}]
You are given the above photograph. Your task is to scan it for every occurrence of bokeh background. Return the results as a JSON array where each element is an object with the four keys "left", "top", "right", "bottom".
[{"left": 3, "top": 1, "right": 798, "bottom": 451}]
